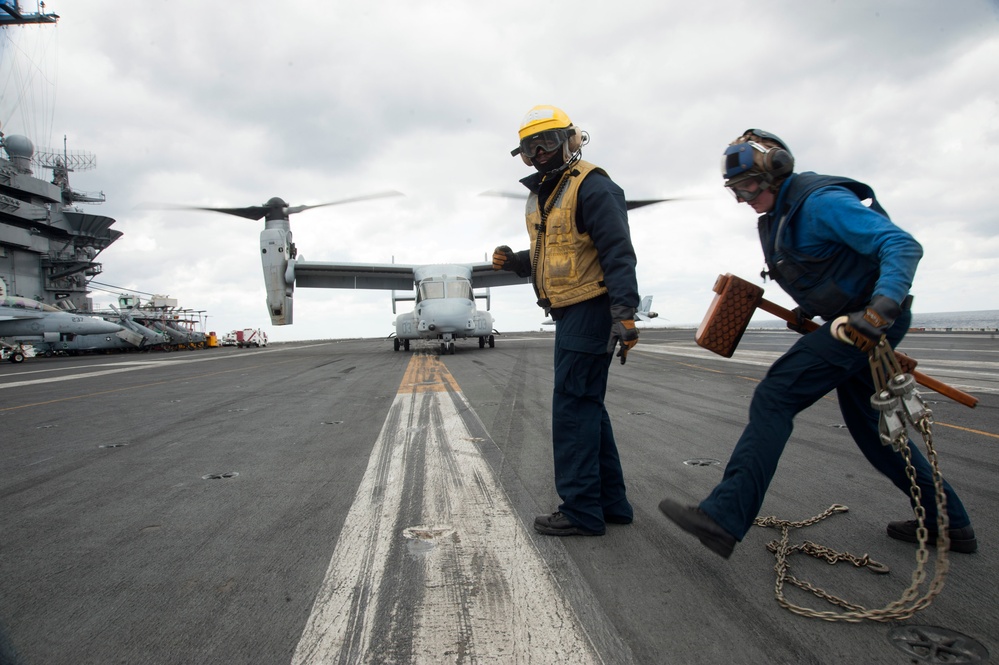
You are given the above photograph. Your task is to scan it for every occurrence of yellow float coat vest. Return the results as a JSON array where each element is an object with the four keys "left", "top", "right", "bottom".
[{"left": 526, "top": 161, "right": 608, "bottom": 309}]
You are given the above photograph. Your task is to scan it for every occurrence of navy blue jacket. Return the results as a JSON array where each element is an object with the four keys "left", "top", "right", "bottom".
[{"left": 760, "top": 172, "right": 922, "bottom": 319}]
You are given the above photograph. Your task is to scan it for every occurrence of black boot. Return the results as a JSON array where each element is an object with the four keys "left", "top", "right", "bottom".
[
  {"left": 887, "top": 520, "right": 978, "bottom": 554},
  {"left": 658, "top": 498, "right": 736, "bottom": 558},
  {"left": 534, "top": 511, "right": 604, "bottom": 536}
]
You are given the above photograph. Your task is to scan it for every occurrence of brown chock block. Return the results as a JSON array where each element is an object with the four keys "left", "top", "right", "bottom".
[{"left": 695, "top": 274, "right": 765, "bottom": 358}]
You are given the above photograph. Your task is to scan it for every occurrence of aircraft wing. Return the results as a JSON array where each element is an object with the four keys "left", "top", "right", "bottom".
[
  {"left": 291, "top": 261, "right": 419, "bottom": 291},
  {"left": 291, "top": 260, "right": 530, "bottom": 291},
  {"left": 469, "top": 262, "right": 531, "bottom": 289}
]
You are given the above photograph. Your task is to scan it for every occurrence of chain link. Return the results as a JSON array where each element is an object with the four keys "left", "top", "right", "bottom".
[{"left": 753, "top": 340, "right": 950, "bottom": 622}]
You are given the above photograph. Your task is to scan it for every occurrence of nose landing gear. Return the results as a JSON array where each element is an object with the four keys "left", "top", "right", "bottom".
[
  {"left": 440, "top": 340, "right": 455, "bottom": 355},
  {"left": 440, "top": 333, "right": 456, "bottom": 355}
]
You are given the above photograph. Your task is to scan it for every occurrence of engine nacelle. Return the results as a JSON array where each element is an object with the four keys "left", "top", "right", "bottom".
[
  {"left": 260, "top": 226, "right": 294, "bottom": 325},
  {"left": 395, "top": 311, "right": 420, "bottom": 340},
  {"left": 472, "top": 310, "right": 494, "bottom": 336}
]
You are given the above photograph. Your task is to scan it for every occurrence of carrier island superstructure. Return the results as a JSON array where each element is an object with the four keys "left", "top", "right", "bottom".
[
  {"left": 2, "top": 1, "right": 120, "bottom": 315},
  {"left": 1, "top": 4, "right": 218, "bottom": 360},
  {"left": 0, "top": 131, "right": 120, "bottom": 312}
]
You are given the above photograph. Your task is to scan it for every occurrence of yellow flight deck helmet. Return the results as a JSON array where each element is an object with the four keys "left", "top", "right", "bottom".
[
  {"left": 512, "top": 105, "right": 586, "bottom": 171},
  {"left": 518, "top": 105, "right": 573, "bottom": 141}
]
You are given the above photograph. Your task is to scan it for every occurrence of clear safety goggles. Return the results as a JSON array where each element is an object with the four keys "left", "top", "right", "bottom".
[
  {"left": 513, "top": 128, "right": 571, "bottom": 158},
  {"left": 726, "top": 175, "right": 766, "bottom": 202}
]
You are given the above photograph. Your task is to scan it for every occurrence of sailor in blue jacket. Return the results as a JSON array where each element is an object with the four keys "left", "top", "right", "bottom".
[{"left": 659, "top": 129, "right": 977, "bottom": 557}]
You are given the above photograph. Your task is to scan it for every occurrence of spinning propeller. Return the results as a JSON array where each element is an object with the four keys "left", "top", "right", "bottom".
[
  {"left": 149, "top": 191, "right": 404, "bottom": 221},
  {"left": 479, "top": 190, "right": 680, "bottom": 211},
  {"left": 143, "top": 190, "right": 403, "bottom": 327}
]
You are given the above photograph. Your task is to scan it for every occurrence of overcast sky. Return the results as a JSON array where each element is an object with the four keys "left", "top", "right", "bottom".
[{"left": 2, "top": 0, "right": 997, "bottom": 342}]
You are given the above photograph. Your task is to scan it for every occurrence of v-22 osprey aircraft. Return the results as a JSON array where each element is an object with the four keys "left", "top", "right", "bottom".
[
  {"left": 165, "top": 194, "right": 530, "bottom": 354},
  {"left": 387, "top": 263, "right": 501, "bottom": 353}
]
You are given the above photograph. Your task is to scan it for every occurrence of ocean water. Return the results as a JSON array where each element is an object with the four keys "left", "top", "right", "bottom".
[
  {"left": 743, "top": 310, "right": 999, "bottom": 331},
  {"left": 909, "top": 310, "right": 999, "bottom": 331}
]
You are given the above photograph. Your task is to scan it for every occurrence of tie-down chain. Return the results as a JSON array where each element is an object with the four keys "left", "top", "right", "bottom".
[{"left": 754, "top": 339, "right": 951, "bottom": 622}]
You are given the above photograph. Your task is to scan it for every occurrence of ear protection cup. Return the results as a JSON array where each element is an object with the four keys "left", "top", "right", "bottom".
[
  {"left": 742, "top": 128, "right": 794, "bottom": 179},
  {"left": 566, "top": 125, "right": 582, "bottom": 153},
  {"left": 761, "top": 146, "right": 793, "bottom": 178}
]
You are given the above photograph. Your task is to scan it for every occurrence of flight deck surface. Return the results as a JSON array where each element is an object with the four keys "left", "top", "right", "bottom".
[{"left": 2, "top": 329, "right": 996, "bottom": 664}]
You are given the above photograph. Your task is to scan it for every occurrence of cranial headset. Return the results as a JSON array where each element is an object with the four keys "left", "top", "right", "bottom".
[{"left": 722, "top": 128, "right": 794, "bottom": 184}]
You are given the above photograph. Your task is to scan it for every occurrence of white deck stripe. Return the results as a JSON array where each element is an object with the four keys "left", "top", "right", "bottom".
[
  {"left": 0, "top": 342, "right": 330, "bottom": 390},
  {"left": 292, "top": 357, "right": 597, "bottom": 664}
]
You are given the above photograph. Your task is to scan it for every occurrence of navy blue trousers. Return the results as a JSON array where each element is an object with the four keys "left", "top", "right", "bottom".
[
  {"left": 700, "top": 310, "right": 971, "bottom": 540},
  {"left": 551, "top": 295, "right": 632, "bottom": 532}
]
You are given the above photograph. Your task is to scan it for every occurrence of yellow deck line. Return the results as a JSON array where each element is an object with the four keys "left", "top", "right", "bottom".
[{"left": 398, "top": 352, "right": 460, "bottom": 394}]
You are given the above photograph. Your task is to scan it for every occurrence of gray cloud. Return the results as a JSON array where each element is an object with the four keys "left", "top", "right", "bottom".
[{"left": 2, "top": 0, "right": 996, "bottom": 341}]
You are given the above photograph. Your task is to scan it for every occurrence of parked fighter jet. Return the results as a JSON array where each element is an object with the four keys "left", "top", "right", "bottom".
[
  {"left": 0, "top": 295, "right": 123, "bottom": 361},
  {"left": 112, "top": 294, "right": 206, "bottom": 349},
  {"left": 34, "top": 305, "right": 172, "bottom": 356},
  {"left": 0, "top": 296, "right": 122, "bottom": 339},
  {"left": 35, "top": 330, "right": 137, "bottom": 356}
]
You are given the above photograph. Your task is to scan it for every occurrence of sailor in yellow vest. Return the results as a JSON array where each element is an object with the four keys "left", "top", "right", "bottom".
[{"left": 493, "top": 105, "right": 640, "bottom": 536}]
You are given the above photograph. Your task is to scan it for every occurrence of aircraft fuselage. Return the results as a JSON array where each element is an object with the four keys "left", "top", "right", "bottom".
[
  {"left": 0, "top": 298, "right": 123, "bottom": 339},
  {"left": 393, "top": 266, "right": 496, "bottom": 353}
]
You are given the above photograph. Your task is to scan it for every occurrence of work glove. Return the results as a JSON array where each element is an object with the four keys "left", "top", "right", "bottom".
[
  {"left": 831, "top": 295, "right": 902, "bottom": 353},
  {"left": 786, "top": 307, "right": 814, "bottom": 334},
  {"left": 492, "top": 246, "right": 515, "bottom": 271},
  {"left": 608, "top": 305, "right": 639, "bottom": 364}
]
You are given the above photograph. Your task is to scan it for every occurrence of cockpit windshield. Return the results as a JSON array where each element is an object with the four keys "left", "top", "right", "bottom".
[
  {"left": 447, "top": 280, "right": 472, "bottom": 300},
  {"left": 419, "top": 281, "right": 446, "bottom": 300},
  {"left": 417, "top": 278, "right": 472, "bottom": 301},
  {"left": 1, "top": 296, "right": 61, "bottom": 312}
]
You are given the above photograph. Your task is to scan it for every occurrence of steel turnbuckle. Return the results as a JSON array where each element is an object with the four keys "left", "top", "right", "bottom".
[
  {"left": 866, "top": 341, "right": 932, "bottom": 450},
  {"left": 888, "top": 372, "right": 931, "bottom": 424},
  {"left": 870, "top": 390, "right": 907, "bottom": 449}
]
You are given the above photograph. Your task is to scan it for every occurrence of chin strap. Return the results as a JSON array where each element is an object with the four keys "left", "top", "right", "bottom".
[{"left": 535, "top": 150, "right": 581, "bottom": 180}]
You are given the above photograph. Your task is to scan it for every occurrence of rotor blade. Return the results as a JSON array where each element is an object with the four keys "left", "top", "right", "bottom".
[
  {"left": 135, "top": 202, "right": 267, "bottom": 220},
  {"left": 195, "top": 206, "right": 268, "bottom": 220},
  {"left": 286, "top": 190, "right": 404, "bottom": 215},
  {"left": 479, "top": 190, "right": 527, "bottom": 200},
  {"left": 626, "top": 199, "right": 680, "bottom": 211},
  {"left": 481, "top": 191, "right": 681, "bottom": 211}
]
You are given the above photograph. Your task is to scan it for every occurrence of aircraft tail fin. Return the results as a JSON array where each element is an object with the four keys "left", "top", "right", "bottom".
[{"left": 636, "top": 295, "right": 658, "bottom": 321}]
